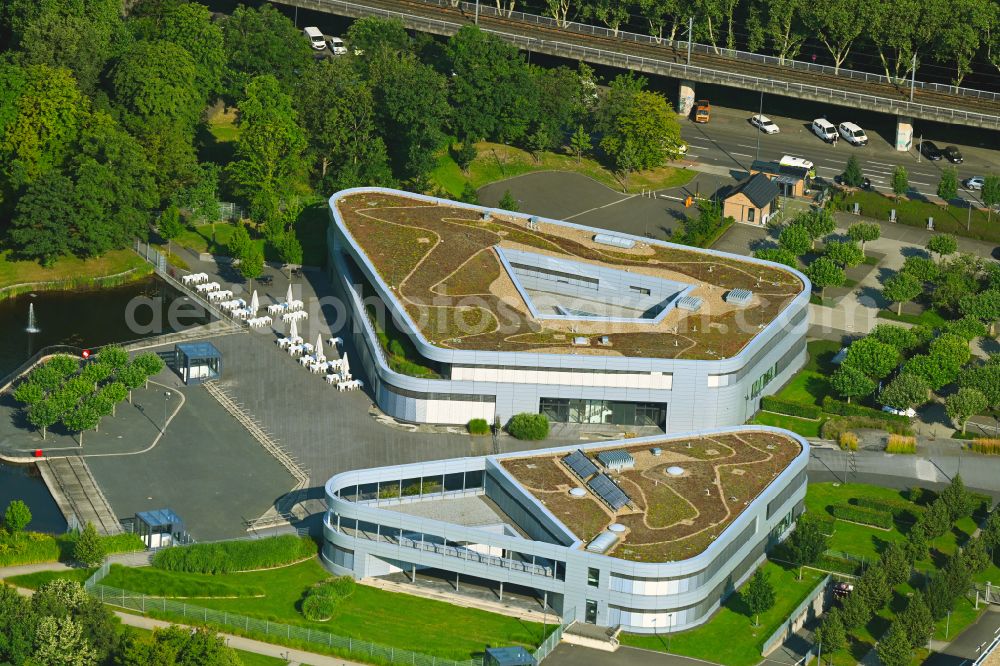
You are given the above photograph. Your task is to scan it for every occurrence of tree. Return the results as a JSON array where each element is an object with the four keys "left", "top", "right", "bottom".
[
  {"left": 983, "top": 174, "right": 1000, "bottom": 223},
  {"left": 844, "top": 337, "right": 900, "bottom": 380},
  {"left": 891, "top": 165, "right": 909, "bottom": 199},
  {"left": 798, "top": 209, "right": 837, "bottom": 248},
  {"left": 880, "top": 373, "right": 929, "bottom": 411},
  {"left": 133, "top": 353, "right": 165, "bottom": 387},
  {"left": 784, "top": 517, "right": 829, "bottom": 564},
  {"left": 237, "top": 243, "right": 264, "bottom": 288},
  {"left": 839, "top": 591, "right": 871, "bottom": 630},
  {"left": 228, "top": 75, "right": 308, "bottom": 227},
  {"left": 824, "top": 240, "right": 864, "bottom": 268},
  {"left": 97, "top": 346, "right": 129, "bottom": 371},
  {"left": 941, "top": 474, "right": 973, "bottom": 522},
  {"left": 275, "top": 232, "right": 303, "bottom": 269},
  {"left": 29, "top": 399, "right": 61, "bottom": 440},
  {"left": 902, "top": 255, "right": 940, "bottom": 282},
  {"left": 830, "top": 365, "right": 876, "bottom": 403},
  {"left": 962, "top": 362, "right": 1000, "bottom": 409},
  {"left": 148, "top": 2, "right": 226, "bottom": 100},
  {"left": 4, "top": 499, "right": 31, "bottom": 534},
  {"left": 906, "top": 354, "right": 960, "bottom": 391},
  {"left": 900, "top": 590, "right": 934, "bottom": 648},
  {"left": 533, "top": 65, "right": 589, "bottom": 150},
  {"left": 33, "top": 615, "right": 97, "bottom": 666},
  {"left": 62, "top": 404, "right": 99, "bottom": 446},
  {"left": 803, "top": 0, "right": 867, "bottom": 72},
  {"left": 597, "top": 75, "right": 680, "bottom": 180},
  {"left": 937, "top": 168, "right": 959, "bottom": 202},
  {"left": 880, "top": 541, "right": 911, "bottom": 587},
  {"left": 742, "top": 569, "right": 775, "bottom": 626},
  {"left": 841, "top": 155, "right": 864, "bottom": 188},
  {"left": 927, "top": 234, "right": 958, "bottom": 261},
  {"left": 806, "top": 256, "right": 846, "bottom": 299},
  {"left": 815, "top": 607, "right": 847, "bottom": 660},
  {"left": 746, "top": 0, "right": 809, "bottom": 63},
  {"left": 110, "top": 40, "right": 202, "bottom": 134},
  {"left": 453, "top": 141, "right": 477, "bottom": 173},
  {"left": 569, "top": 125, "right": 592, "bottom": 163},
  {"left": 173, "top": 162, "right": 221, "bottom": 225},
  {"left": 922, "top": 499, "right": 952, "bottom": 539},
  {"left": 778, "top": 224, "right": 812, "bottom": 256},
  {"left": 12, "top": 380, "right": 44, "bottom": 406},
  {"left": 345, "top": 16, "right": 412, "bottom": 61},
  {"left": 227, "top": 223, "right": 252, "bottom": 261},
  {"left": 222, "top": 4, "right": 313, "bottom": 94},
  {"left": 117, "top": 365, "right": 146, "bottom": 404},
  {"left": 158, "top": 205, "right": 183, "bottom": 257},
  {"left": 856, "top": 564, "right": 891, "bottom": 611},
  {"left": 881, "top": 271, "right": 922, "bottom": 316},
  {"left": 752, "top": 247, "right": 799, "bottom": 268},
  {"left": 8, "top": 171, "right": 76, "bottom": 266},
  {"left": 930, "top": 333, "right": 972, "bottom": 369},
  {"left": 870, "top": 324, "right": 918, "bottom": 352},
  {"left": 943, "top": 316, "right": 988, "bottom": 341},
  {"left": 960, "top": 290, "right": 1000, "bottom": 333},
  {"left": 934, "top": 0, "right": 992, "bottom": 85},
  {"left": 73, "top": 522, "right": 105, "bottom": 567},
  {"left": 847, "top": 222, "right": 880, "bottom": 252},
  {"left": 498, "top": 190, "right": 519, "bottom": 212},
  {"left": 877, "top": 622, "right": 913, "bottom": 666}
]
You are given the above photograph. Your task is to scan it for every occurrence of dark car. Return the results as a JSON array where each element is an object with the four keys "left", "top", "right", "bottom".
[
  {"left": 834, "top": 174, "right": 872, "bottom": 190},
  {"left": 920, "top": 140, "right": 942, "bottom": 160},
  {"left": 943, "top": 145, "right": 964, "bottom": 163}
]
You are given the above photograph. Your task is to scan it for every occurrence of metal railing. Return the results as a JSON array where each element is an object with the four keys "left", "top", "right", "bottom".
[
  {"left": 83, "top": 564, "right": 484, "bottom": 666},
  {"left": 276, "top": 0, "right": 1000, "bottom": 127},
  {"left": 760, "top": 574, "right": 829, "bottom": 656},
  {"left": 0, "top": 345, "right": 84, "bottom": 394},
  {"left": 453, "top": 0, "right": 1000, "bottom": 102},
  {"left": 533, "top": 621, "right": 568, "bottom": 662}
]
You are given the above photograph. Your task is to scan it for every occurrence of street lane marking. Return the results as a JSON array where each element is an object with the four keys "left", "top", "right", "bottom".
[
  {"left": 563, "top": 195, "right": 638, "bottom": 221},
  {"left": 731, "top": 152, "right": 753, "bottom": 158}
]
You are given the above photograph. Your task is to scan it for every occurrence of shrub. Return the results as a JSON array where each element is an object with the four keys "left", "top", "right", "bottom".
[
  {"left": 839, "top": 432, "right": 859, "bottom": 451},
  {"left": 821, "top": 397, "right": 909, "bottom": 423},
  {"left": 972, "top": 439, "right": 1000, "bottom": 455},
  {"left": 830, "top": 504, "right": 893, "bottom": 529},
  {"left": 301, "top": 593, "right": 337, "bottom": 621},
  {"left": 314, "top": 576, "right": 355, "bottom": 600},
  {"left": 377, "top": 484, "right": 400, "bottom": 499},
  {"left": 886, "top": 435, "right": 917, "bottom": 454},
  {"left": 507, "top": 413, "right": 549, "bottom": 440},
  {"left": 74, "top": 522, "right": 106, "bottom": 566},
  {"left": 152, "top": 535, "right": 317, "bottom": 574},
  {"left": 853, "top": 497, "right": 924, "bottom": 519},
  {"left": 821, "top": 415, "right": 913, "bottom": 441},
  {"left": 760, "top": 397, "right": 822, "bottom": 419},
  {"left": 468, "top": 418, "right": 490, "bottom": 435}
]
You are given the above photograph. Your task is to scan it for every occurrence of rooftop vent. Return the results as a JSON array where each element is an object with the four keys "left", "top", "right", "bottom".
[
  {"left": 597, "top": 449, "right": 635, "bottom": 472},
  {"left": 569, "top": 487, "right": 587, "bottom": 498},
  {"left": 482, "top": 210, "right": 492, "bottom": 221},
  {"left": 608, "top": 523, "right": 626, "bottom": 534},
  {"left": 572, "top": 336, "right": 590, "bottom": 346},
  {"left": 677, "top": 295, "right": 702, "bottom": 312},
  {"left": 667, "top": 466, "right": 685, "bottom": 476},
  {"left": 586, "top": 530, "right": 621, "bottom": 554},
  {"left": 593, "top": 233, "right": 636, "bottom": 249},
  {"left": 651, "top": 447, "right": 662, "bottom": 456},
  {"left": 726, "top": 289, "right": 753, "bottom": 307}
]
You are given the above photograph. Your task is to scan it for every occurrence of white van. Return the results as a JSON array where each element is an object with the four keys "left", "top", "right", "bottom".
[
  {"left": 811, "top": 118, "right": 837, "bottom": 143},
  {"left": 303, "top": 27, "right": 325, "bottom": 50},
  {"left": 838, "top": 122, "right": 869, "bottom": 146}
]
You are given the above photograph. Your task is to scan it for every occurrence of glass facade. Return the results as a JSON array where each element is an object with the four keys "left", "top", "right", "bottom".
[{"left": 539, "top": 398, "right": 667, "bottom": 429}]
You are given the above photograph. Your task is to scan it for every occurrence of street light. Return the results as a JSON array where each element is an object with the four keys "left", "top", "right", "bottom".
[
  {"left": 667, "top": 612, "right": 673, "bottom": 652},
  {"left": 162, "top": 391, "right": 171, "bottom": 434}
]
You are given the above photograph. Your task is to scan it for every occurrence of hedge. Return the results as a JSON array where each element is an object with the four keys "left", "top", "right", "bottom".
[
  {"left": 830, "top": 504, "right": 893, "bottom": 529},
  {"left": 821, "top": 415, "right": 913, "bottom": 441},
  {"left": 507, "top": 413, "right": 549, "bottom": 440},
  {"left": 852, "top": 497, "right": 924, "bottom": 519},
  {"left": 760, "top": 396, "right": 822, "bottom": 419},
  {"left": 821, "top": 397, "right": 910, "bottom": 424},
  {"left": 467, "top": 418, "right": 490, "bottom": 435},
  {"left": 152, "top": 535, "right": 317, "bottom": 574},
  {"left": 814, "top": 553, "right": 863, "bottom": 576}
]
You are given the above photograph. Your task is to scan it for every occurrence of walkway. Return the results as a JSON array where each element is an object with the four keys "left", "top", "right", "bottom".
[{"left": 36, "top": 456, "right": 122, "bottom": 535}]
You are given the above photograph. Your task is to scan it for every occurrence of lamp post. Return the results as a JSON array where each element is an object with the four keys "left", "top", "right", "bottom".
[
  {"left": 667, "top": 612, "right": 673, "bottom": 652},
  {"left": 162, "top": 391, "right": 171, "bottom": 434}
]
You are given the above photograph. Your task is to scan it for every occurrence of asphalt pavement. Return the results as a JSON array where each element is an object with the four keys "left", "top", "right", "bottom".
[{"left": 677, "top": 105, "right": 998, "bottom": 206}]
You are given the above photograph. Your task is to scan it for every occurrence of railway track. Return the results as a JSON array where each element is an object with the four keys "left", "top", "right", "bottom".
[{"left": 274, "top": 0, "right": 1000, "bottom": 124}]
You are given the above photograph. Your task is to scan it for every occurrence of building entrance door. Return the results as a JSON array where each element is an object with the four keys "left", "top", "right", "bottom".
[{"left": 585, "top": 599, "right": 598, "bottom": 624}]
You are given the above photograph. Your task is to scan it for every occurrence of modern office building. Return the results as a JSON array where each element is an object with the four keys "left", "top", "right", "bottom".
[
  {"left": 326, "top": 188, "right": 810, "bottom": 431},
  {"left": 321, "top": 426, "right": 809, "bottom": 633}
]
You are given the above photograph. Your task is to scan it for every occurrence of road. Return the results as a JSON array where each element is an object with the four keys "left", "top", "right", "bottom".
[{"left": 678, "top": 104, "right": 999, "bottom": 206}]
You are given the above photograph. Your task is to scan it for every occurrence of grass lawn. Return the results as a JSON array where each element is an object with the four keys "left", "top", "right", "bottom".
[
  {"left": 751, "top": 411, "right": 824, "bottom": 438},
  {"left": 838, "top": 190, "right": 998, "bottom": 243},
  {"left": 432, "top": 141, "right": 695, "bottom": 198},
  {"left": 4, "top": 567, "right": 94, "bottom": 588},
  {"left": 620, "top": 562, "right": 825, "bottom": 666},
  {"left": 91, "top": 559, "right": 545, "bottom": 660},
  {"left": 776, "top": 371, "right": 832, "bottom": 407},
  {"left": 0, "top": 249, "right": 150, "bottom": 293}
]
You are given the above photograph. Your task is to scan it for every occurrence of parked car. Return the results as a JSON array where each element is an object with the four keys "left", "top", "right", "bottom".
[
  {"left": 919, "top": 140, "right": 942, "bottom": 160},
  {"left": 882, "top": 405, "right": 917, "bottom": 418},
  {"left": 303, "top": 26, "right": 325, "bottom": 50},
  {"left": 834, "top": 174, "right": 872, "bottom": 190},
  {"left": 750, "top": 114, "right": 779, "bottom": 134},
  {"left": 326, "top": 36, "right": 348, "bottom": 55},
  {"left": 694, "top": 99, "right": 711, "bottom": 123},
  {"left": 811, "top": 118, "right": 837, "bottom": 143},
  {"left": 965, "top": 176, "right": 985, "bottom": 191},
  {"left": 838, "top": 121, "right": 869, "bottom": 146},
  {"left": 943, "top": 145, "right": 964, "bottom": 163}
]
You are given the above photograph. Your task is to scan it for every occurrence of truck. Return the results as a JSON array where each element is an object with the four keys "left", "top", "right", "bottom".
[{"left": 694, "top": 100, "right": 710, "bottom": 123}]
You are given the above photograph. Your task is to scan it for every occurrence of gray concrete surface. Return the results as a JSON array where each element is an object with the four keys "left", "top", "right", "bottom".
[
  {"left": 924, "top": 607, "right": 1000, "bottom": 666},
  {"left": 546, "top": 643, "right": 718, "bottom": 666}
]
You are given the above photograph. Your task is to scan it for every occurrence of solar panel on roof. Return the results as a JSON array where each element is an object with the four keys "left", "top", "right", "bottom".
[
  {"left": 563, "top": 450, "right": 599, "bottom": 480},
  {"left": 588, "top": 473, "right": 630, "bottom": 511}
]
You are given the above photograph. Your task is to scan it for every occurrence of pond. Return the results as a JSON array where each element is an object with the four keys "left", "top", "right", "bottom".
[{"left": 0, "top": 462, "right": 67, "bottom": 534}]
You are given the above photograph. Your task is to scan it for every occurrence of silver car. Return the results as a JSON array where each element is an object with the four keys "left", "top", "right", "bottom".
[{"left": 750, "top": 114, "right": 780, "bottom": 134}]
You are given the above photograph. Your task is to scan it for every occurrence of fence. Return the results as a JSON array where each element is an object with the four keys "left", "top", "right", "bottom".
[
  {"left": 533, "top": 621, "right": 568, "bottom": 662},
  {"left": 760, "top": 574, "right": 830, "bottom": 656}
]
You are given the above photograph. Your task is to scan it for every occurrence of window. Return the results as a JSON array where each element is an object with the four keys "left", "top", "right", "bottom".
[
  {"left": 540, "top": 398, "right": 667, "bottom": 429},
  {"left": 747, "top": 208, "right": 755, "bottom": 222},
  {"left": 630, "top": 286, "right": 651, "bottom": 296},
  {"left": 750, "top": 363, "right": 778, "bottom": 398},
  {"left": 588, "top": 567, "right": 600, "bottom": 587},
  {"left": 707, "top": 374, "right": 730, "bottom": 388}
]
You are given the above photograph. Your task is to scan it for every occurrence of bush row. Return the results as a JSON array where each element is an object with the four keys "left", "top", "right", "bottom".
[
  {"left": 852, "top": 496, "right": 924, "bottom": 519},
  {"left": 814, "top": 553, "right": 863, "bottom": 576},
  {"left": 830, "top": 503, "right": 893, "bottom": 529},
  {"left": 886, "top": 434, "right": 917, "bottom": 454},
  {"left": 972, "top": 439, "right": 1000, "bottom": 455},
  {"left": 821, "top": 415, "right": 913, "bottom": 441},
  {"left": 821, "top": 397, "right": 910, "bottom": 423},
  {"left": 760, "top": 396, "right": 822, "bottom": 419},
  {"left": 152, "top": 535, "right": 317, "bottom": 574}
]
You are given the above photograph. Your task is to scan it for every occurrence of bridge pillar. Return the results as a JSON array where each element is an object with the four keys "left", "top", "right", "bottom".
[
  {"left": 895, "top": 116, "right": 914, "bottom": 152},
  {"left": 678, "top": 81, "right": 696, "bottom": 117}
]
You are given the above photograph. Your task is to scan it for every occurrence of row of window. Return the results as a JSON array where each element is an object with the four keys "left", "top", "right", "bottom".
[
  {"left": 336, "top": 470, "right": 485, "bottom": 503},
  {"left": 539, "top": 398, "right": 667, "bottom": 428}
]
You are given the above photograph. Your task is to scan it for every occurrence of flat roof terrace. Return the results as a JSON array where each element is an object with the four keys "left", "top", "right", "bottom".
[
  {"left": 333, "top": 191, "right": 805, "bottom": 360},
  {"left": 499, "top": 431, "right": 802, "bottom": 562}
]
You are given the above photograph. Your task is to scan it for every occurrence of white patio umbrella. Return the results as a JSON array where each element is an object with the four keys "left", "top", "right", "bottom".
[
  {"left": 286, "top": 283, "right": 294, "bottom": 305},
  {"left": 250, "top": 290, "right": 259, "bottom": 313},
  {"left": 341, "top": 352, "right": 349, "bottom": 377},
  {"left": 289, "top": 317, "right": 298, "bottom": 341},
  {"left": 315, "top": 334, "right": 324, "bottom": 359}
]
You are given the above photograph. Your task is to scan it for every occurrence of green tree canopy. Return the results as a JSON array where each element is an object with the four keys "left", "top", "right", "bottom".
[
  {"left": 891, "top": 165, "right": 909, "bottom": 198},
  {"left": 742, "top": 569, "right": 776, "bottom": 626},
  {"left": 797, "top": 209, "right": 836, "bottom": 248},
  {"left": 847, "top": 221, "right": 880, "bottom": 251},
  {"left": 927, "top": 234, "right": 958, "bottom": 260},
  {"left": 824, "top": 240, "right": 864, "bottom": 267},
  {"left": 806, "top": 256, "right": 845, "bottom": 298},
  {"left": 778, "top": 223, "right": 811, "bottom": 256},
  {"left": 222, "top": 4, "right": 313, "bottom": 95},
  {"left": 110, "top": 40, "right": 202, "bottom": 133},
  {"left": 141, "top": 2, "right": 226, "bottom": 101},
  {"left": 4, "top": 499, "right": 32, "bottom": 534},
  {"left": 345, "top": 17, "right": 411, "bottom": 62},
  {"left": 880, "top": 373, "right": 929, "bottom": 411},
  {"left": 830, "top": 364, "right": 876, "bottom": 403},
  {"left": 882, "top": 271, "right": 923, "bottom": 316},
  {"left": 72, "top": 522, "right": 105, "bottom": 567},
  {"left": 870, "top": 324, "right": 918, "bottom": 351},
  {"left": 599, "top": 86, "right": 679, "bottom": 179},
  {"left": 946, "top": 387, "right": 987, "bottom": 434},
  {"left": 842, "top": 154, "right": 864, "bottom": 187},
  {"left": 877, "top": 622, "right": 913, "bottom": 666},
  {"left": 815, "top": 606, "right": 847, "bottom": 656},
  {"left": 844, "top": 337, "right": 900, "bottom": 380}
]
